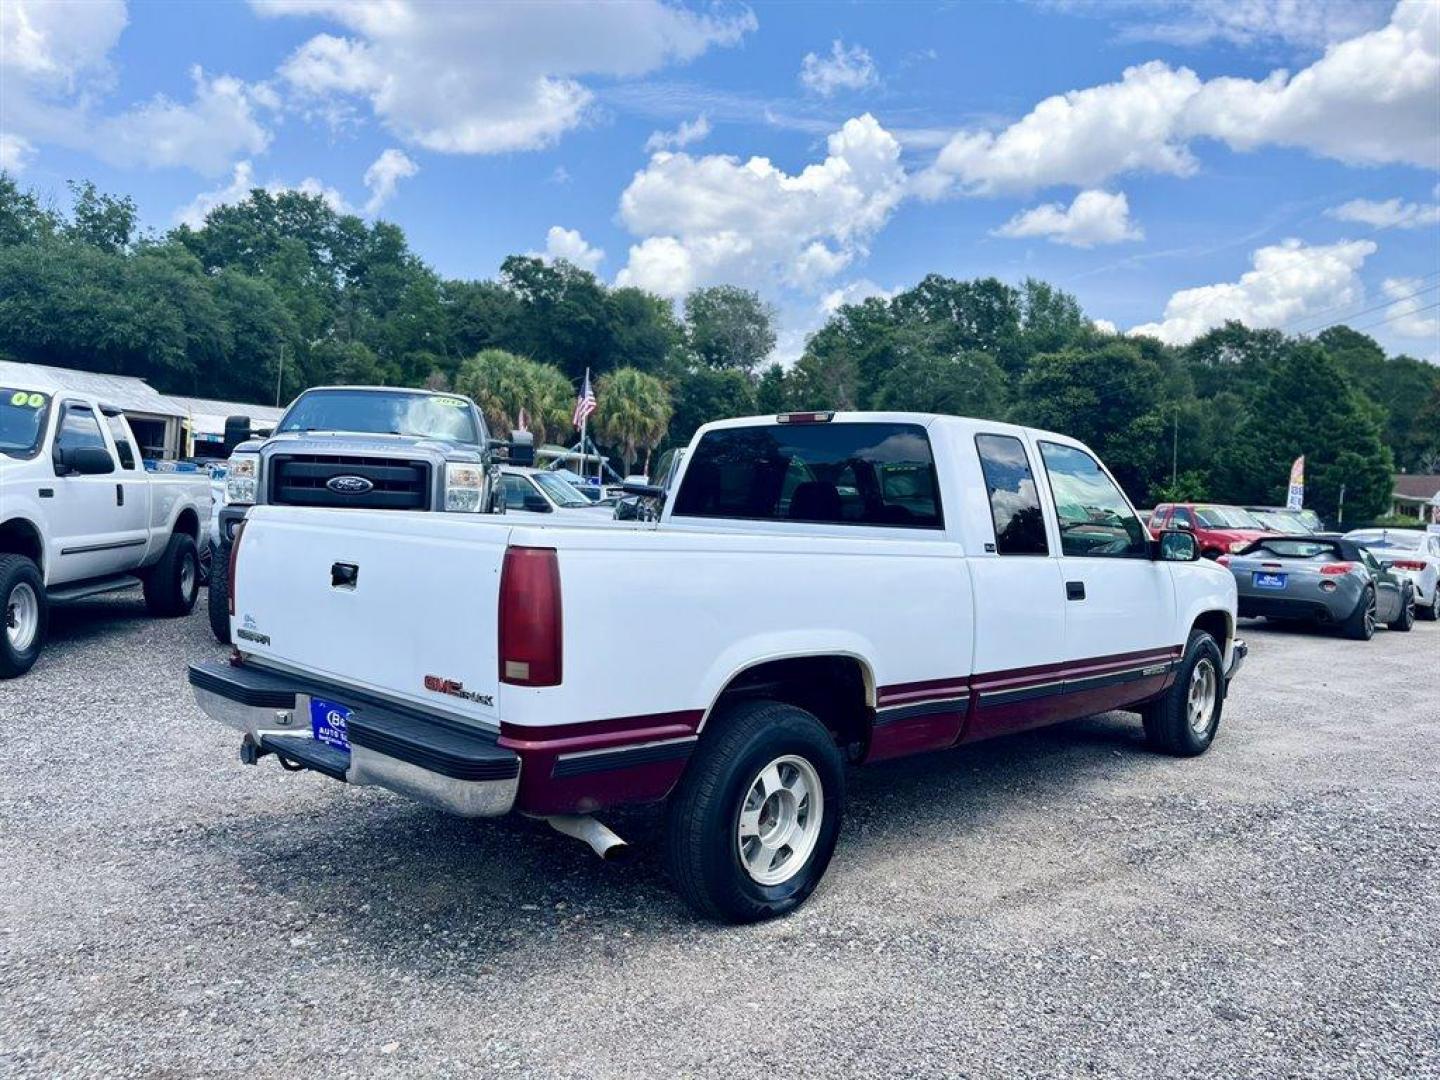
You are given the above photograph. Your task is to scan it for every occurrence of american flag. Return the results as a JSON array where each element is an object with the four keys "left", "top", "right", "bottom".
[{"left": 572, "top": 369, "right": 596, "bottom": 429}]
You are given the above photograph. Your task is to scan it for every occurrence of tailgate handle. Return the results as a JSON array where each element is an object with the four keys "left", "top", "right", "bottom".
[
  {"left": 1066, "top": 580, "right": 1086, "bottom": 601},
  {"left": 331, "top": 562, "right": 359, "bottom": 590}
]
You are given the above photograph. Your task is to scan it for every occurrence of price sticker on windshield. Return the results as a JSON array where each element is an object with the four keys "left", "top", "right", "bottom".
[
  {"left": 432, "top": 396, "right": 468, "bottom": 408},
  {"left": 8, "top": 390, "right": 46, "bottom": 408}
]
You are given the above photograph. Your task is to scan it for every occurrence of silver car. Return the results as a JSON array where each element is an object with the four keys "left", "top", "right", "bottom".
[{"left": 1224, "top": 536, "right": 1415, "bottom": 640}]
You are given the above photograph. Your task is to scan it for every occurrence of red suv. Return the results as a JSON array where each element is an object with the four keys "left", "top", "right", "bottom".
[{"left": 1150, "top": 503, "right": 1275, "bottom": 559}]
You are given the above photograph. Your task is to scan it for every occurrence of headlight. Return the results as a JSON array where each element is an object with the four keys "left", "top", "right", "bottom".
[
  {"left": 1228, "top": 540, "right": 1246, "bottom": 553},
  {"left": 444, "top": 462, "right": 486, "bottom": 513},
  {"left": 225, "top": 453, "right": 258, "bottom": 505}
]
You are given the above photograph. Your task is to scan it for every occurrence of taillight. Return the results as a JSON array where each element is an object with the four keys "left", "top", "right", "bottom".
[
  {"left": 1390, "top": 560, "right": 1426, "bottom": 571},
  {"left": 1320, "top": 563, "right": 1354, "bottom": 576},
  {"left": 498, "top": 547, "right": 562, "bottom": 686},
  {"left": 227, "top": 519, "right": 246, "bottom": 616}
]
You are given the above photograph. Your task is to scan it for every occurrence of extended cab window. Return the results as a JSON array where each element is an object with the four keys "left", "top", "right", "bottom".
[
  {"left": 1038, "top": 442, "right": 1147, "bottom": 557},
  {"left": 673, "top": 422, "right": 942, "bottom": 528},
  {"left": 105, "top": 413, "right": 138, "bottom": 469},
  {"left": 974, "top": 434, "right": 1047, "bottom": 555}
]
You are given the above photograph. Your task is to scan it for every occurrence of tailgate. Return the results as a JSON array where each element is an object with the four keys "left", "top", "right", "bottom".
[{"left": 231, "top": 506, "right": 512, "bottom": 727}]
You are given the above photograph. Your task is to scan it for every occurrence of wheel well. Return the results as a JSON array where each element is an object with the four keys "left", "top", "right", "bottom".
[
  {"left": 707, "top": 655, "right": 873, "bottom": 755},
  {"left": 175, "top": 508, "right": 200, "bottom": 542},
  {"left": 1192, "top": 610, "right": 1230, "bottom": 654},
  {"left": 0, "top": 518, "right": 43, "bottom": 573}
]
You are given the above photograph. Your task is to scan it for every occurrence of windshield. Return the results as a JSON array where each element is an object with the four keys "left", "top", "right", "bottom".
[
  {"left": 533, "top": 472, "right": 592, "bottom": 507},
  {"left": 276, "top": 389, "right": 480, "bottom": 443},
  {"left": 1195, "top": 505, "right": 1262, "bottom": 529},
  {"left": 1, "top": 388, "right": 52, "bottom": 459},
  {"left": 1253, "top": 510, "right": 1309, "bottom": 533},
  {"left": 1348, "top": 530, "right": 1421, "bottom": 551}
]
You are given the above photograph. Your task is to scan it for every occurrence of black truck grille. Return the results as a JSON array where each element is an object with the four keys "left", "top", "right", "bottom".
[{"left": 270, "top": 454, "right": 431, "bottom": 510}]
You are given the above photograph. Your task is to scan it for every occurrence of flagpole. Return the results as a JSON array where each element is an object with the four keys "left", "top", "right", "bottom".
[{"left": 580, "top": 368, "right": 589, "bottom": 484}]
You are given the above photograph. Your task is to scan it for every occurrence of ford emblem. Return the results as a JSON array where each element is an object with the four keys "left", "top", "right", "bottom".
[{"left": 326, "top": 475, "right": 374, "bottom": 494}]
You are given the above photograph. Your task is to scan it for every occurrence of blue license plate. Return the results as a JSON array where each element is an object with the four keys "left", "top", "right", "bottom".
[
  {"left": 310, "top": 697, "right": 351, "bottom": 753},
  {"left": 1252, "top": 571, "right": 1287, "bottom": 590}
]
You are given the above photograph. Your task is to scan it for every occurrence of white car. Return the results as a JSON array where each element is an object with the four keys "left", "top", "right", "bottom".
[
  {"left": 1344, "top": 527, "right": 1440, "bottom": 620},
  {"left": 500, "top": 466, "right": 614, "bottom": 520},
  {"left": 191, "top": 410, "right": 1245, "bottom": 921},
  {"left": 1, "top": 380, "right": 212, "bottom": 677}
]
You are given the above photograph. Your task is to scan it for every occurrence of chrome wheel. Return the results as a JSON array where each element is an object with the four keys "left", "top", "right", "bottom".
[
  {"left": 1187, "top": 657, "right": 1217, "bottom": 737},
  {"left": 737, "top": 754, "right": 823, "bottom": 886},
  {"left": 6, "top": 582, "right": 39, "bottom": 653},
  {"left": 1364, "top": 593, "right": 1376, "bottom": 637}
]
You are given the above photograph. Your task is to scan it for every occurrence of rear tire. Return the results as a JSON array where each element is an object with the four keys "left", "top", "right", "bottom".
[
  {"left": 1388, "top": 586, "right": 1414, "bottom": 632},
  {"left": 1341, "top": 586, "right": 1376, "bottom": 641},
  {"left": 664, "top": 699, "right": 844, "bottom": 923},
  {"left": 0, "top": 554, "right": 47, "bottom": 679},
  {"left": 143, "top": 532, "right": 200, "bottom": 617},
  {"left": 1417, "top": 591, "right": 1439, "bottom": 622},
  {"left": 206, "top": 539, "right": 231, "bottom": 644},
  {"left": 1141, "top": 629, "right": 1224, "bottom": 757}
]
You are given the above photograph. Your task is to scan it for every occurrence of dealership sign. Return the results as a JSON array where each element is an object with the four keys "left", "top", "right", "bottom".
[{"left": 1286, "top": 455, "right": 1305, "bottom": 511}]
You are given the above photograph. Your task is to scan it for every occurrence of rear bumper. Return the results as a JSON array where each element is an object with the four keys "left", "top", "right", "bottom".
[
  {"left": 189, "top": 660, "right": 519, "bottom": 817},
  {"left": 1225, "top": 638, "right": 1247, "bottom": 688}
]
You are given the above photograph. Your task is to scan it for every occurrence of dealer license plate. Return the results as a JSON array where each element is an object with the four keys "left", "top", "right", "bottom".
[
  {"left": 1252, "top": 571, "right": 1287, "bottom": 590},
  {"left": 310, "top": 697, "right": 352, "bottom": 753}
]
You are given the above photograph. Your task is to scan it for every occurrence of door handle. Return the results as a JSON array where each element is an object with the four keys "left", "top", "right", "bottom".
[
  {"left": 1066, "top": 580, "right": 1086, "bottom": 601},
  {"left": 116, "top": 484, "right": 124, "bottom": 506}
]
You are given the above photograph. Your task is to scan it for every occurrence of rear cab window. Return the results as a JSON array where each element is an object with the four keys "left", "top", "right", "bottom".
[
  {"left": 974, "top": 434, "right": 1047, "bottom": 555},
  {"left": 104, "top": 413, "right": 138, "bottom": 470},
  {"left": 672, "top": 421, "right": 943, "bottom": 529}
]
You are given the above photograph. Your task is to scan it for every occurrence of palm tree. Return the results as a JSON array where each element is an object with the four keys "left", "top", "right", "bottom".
[
  {"left": 593, "top": 367, "right": 672, "bottom": 476},
  {"left": 453, "top": 349, "right": 571, "bottom": 444}
]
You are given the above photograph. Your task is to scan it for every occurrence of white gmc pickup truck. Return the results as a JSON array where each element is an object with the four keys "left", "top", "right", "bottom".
[
  {"left": 2, "top": 380, "right": 211, "bottom": 677},
  {"left": 190, "top": 411, "right": 1246, "bottom": 921}
]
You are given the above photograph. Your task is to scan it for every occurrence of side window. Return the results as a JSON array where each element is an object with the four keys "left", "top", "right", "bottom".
[
  {"left": 54, "top": 403, "right": 111, "bottom": 466},
  {"left": 1172, "top": 507, "right": 1194, "bottom": 529},
  {"left": 502, "top": 474, "right": 540, "bottom": 509},
  {"left": 974, "top": 434, "right": 1048, "bottom": 555},
  {"left": 1038, "top": 441, "right": 1148, "bottom": 558},
  {"left": 672, "top": 422, "right": 942, "bottom": 529},
  {"left": 105, "top": 413, "right": 138, "bottom": 470}
]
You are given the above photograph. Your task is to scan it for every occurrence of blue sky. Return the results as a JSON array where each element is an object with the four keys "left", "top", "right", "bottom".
[{"left": 3, "top": 0, "right": 1437, "bottom": 361}]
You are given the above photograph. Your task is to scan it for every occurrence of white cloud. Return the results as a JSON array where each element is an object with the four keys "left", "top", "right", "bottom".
[
  {"left": 539, "top": 225, "right": 605, "bottom": 272},
  {"left": 1128, "top": 238, "right": 1377, "bottom": 345},
  {"left": 644, "top": 114, "right": 711, "bottom": 153},
  {"left": 255, "top": 0, "right": 755, "bottom": 155},
  {"left": 93, "top": 66, "right": 276, "bottom": 175},
  {"left": 1383, "top": 277, "right": 1440, "bottom": 340},
  {"left": 616, "top": 114, "right": 906, "bottom": 300},
  {"left": 799, "top": 40, "right": 880, "bottom": 97},
  {"left": 1326, "top": 196, "right": 1440, "bottom": 230},
  {"left": 362, "top": 148, "right": 418, "bottom": 214},
  {"left": 0, "top": 133, "right": 36, "bottom": 173},
  {"left": 175, "top": 160, "right": 350, "bottom": 228},
  {"left": 1092, "top": 318, "right": 1118, "bottom": 334},
  {"left": 923, "top": 1, "right": 1439, "bottom": 196},
  {"left": 820, "top": 279, "right": 899, "bottom": 315},
  {"left": 1049, "top": 0, "right": 1392, "bottom": 51},
  {"left": 994, "top": 189, "right": 1142, "bottom": 247},
  {"left": 0, "top": 0, "right": 126, "bottom": 93}
]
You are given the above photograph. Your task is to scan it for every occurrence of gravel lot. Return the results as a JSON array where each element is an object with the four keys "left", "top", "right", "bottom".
[{"left": 2, "top": 592, "right": 1436, "bottom": 1078}]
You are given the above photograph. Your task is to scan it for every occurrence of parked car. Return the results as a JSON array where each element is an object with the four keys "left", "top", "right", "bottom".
[
  {"left": 1343, "top": 527, "right": 1440, "bottom": 620},
  {"left": 1150, "top": 503, "right": 1275, "bottom": 558},
  {"left": 1221, "top": 536, "right": 1414, "bottom": 638},
  {"left": 0, "top": 382, "right": 212, "bottom": 677},
  {"left": 614, "top": 447, "right": 685, "bottom": 522},
  {"left": 190, "top": 410, "right": 1245, "bottom": 922},
  {"left": 209, "top": 385, "right": 532, "bottom": 643},
  {"left": 500, "top": 466, "right": 616, "bottom": 520},
  {"left": 1244, "top": 507, "right": 1315, "bottom": 534}
]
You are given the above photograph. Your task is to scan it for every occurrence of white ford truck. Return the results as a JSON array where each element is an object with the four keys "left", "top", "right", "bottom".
[
  {"left": 190, "top": 411, "right": 1246, "bottom": 921},
  {"left": 1, "top": 379, "right": 211, "bottom": 677}
]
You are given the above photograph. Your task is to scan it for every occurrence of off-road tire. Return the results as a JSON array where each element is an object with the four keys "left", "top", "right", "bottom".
[
  {"left": 143, "top": 532, "right": 200, "bottom": 617},
  {"left": 0, "top": 554, "right": 47, "bottom": 679},
  {"left": 206, "top": 539, "right": 231, "bottom": 643},
  {"left": 664, "top": 699, "right": 844, "bottom": 923},
  {"left": 1341, "top": 586, "right": 1376, "bottom": 641},
  {"left": 1140, "top": 628, "right": 1224, "bottom": 757}
]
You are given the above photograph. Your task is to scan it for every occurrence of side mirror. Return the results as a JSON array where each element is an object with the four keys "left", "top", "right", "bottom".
[
  {"left": 57, "top": 445, "right": 115, "bottom": 475},
  {"left": 1155, "top": 528, "right": 1199, "bottom": 562},
  {"left": 1174, "top": 520, "right": 1194, "bottom": 531},
  {"left": 621, "top": 481, "right": 666, "bottom": 499},
  {"left": 504, "top": 431, "right": 536, "bottom": 468}
]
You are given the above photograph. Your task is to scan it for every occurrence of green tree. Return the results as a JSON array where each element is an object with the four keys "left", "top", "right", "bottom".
[
  {"left": 874, "top": 349, "right": 1007, "bottom": 418},
  {"left": 593, "top": 367, "right": 673, "bottom": 474},
  {"left": 499, "top": 255, "right": 614, "bottom": 380},
  {"left": 669, "top": 367, "right": 756, "bottom": 447},
  {"left": 0, "top": 172, "right": 60, "bottom": 247},
  {"left": 65, "top": 180, "right": 137, "bottom": 253},
  {"left": 683, "top": 285, "right": 777, "bottom": 372},
  {"left": 453, "top": 349, "right": 573, "bottom": 444},
  {"left": 754, "top": 363, "right": 793, "bottom": 414}
]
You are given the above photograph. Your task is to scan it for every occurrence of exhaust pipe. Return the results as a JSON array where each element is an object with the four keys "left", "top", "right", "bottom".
[{"left": 546, "top": 815, "right": 631, "bottom": 861}]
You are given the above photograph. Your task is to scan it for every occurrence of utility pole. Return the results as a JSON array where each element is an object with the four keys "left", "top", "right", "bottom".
[
  {"left": 1337, "top": 483, "right": 1346, "bottom": 526},
  {"left": 1171, "top": 405, "right": 1178, "bottom": 487},
  {"left": 275, "top": 343, "right": 286, "bottom": 407}
]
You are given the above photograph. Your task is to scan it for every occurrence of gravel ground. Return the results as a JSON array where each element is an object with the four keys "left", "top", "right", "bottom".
[{"left": 2, "top": 592, "right": 1437, "bottom": 1078}]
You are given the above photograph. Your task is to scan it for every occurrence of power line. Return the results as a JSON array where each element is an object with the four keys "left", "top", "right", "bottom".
[
  {"left": 1311, "top": 299, "right": 1440, "bottom": 338},
  {"left": 1284, "top": 276, "right": 1440, "bottom": 335}
]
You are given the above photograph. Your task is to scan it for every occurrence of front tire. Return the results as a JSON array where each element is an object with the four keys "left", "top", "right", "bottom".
[
  {"left": 1341, "top": 586, "right": 1376, "bottom": 641},
  {"left": 206, "top": 539, "right": 231, "bottom": 644},
  {"left": 664, "top": 699, "right": 844, "bottom": 923},
  {"left": 1141, "top": 629, "right": 1224, "bottom": 756},
  {"left": 0, "top": 554, "right": 47, "bottom": 679},
  {"left": 143, "top": 532, "right": 200, "bottom": 617}
]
